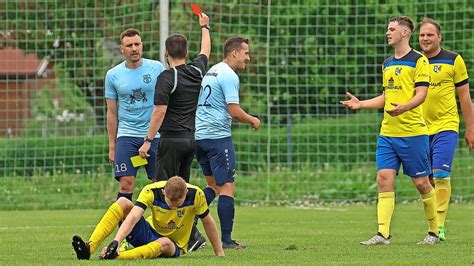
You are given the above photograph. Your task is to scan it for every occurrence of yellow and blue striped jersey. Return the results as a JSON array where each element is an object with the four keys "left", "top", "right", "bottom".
[
  {"left": 422, "top": 49, "right": 469, "bottom": 135},
  {"left": 380, "top": 49, "right": 430, "bottom": 137},
  {"left": 135, "top": 181, "right": 209, "bottom": 252}
]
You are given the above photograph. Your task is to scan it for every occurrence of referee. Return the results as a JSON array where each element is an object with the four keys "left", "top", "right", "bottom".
[{"left": 138, "top": 13, "right": 210, "bottom": 251}]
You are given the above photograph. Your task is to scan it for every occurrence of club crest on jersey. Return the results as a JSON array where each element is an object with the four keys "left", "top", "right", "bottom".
[
  {"left": 395, "top": 67, "right": 402, "bottom": 76},
  {"left": 177, "top": 210, "right": 184, "bottom": 217},
  {"left": 129, "top": 88, "right": 147, "bottom": 104},
  {"left": 433, "top": 65, "right": 442, "bottom": 73},
  {"left": 143, "top": 74, "right": 152, "bottom": 84}
]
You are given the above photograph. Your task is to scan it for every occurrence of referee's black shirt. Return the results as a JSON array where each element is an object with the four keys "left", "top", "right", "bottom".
[{"left": 154, "top": 54, "right": 208, "bottom": 135}]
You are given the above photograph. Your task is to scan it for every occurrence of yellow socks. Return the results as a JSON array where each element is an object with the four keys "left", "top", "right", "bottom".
[
  {"left": 420, "top": 189, "right": 438, "bottom": 235},
  {"left": 118, "top": 241, "right": 162, "bottom": 260},
  {"left": 88, "top": 202, "right": 124, "bottom": 254},
  {"left": 434, "top": 178, "right": 451, "bottom": 227},
  {"left": 377, "top": 192, "right": 395, "bottom": 238}
]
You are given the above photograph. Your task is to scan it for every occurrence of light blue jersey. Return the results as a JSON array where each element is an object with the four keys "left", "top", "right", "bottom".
[
  {"left": 195, "top": 62, "right": 240, "bottom": 140},
  {"left": 105, "top": 59, "right": 164, "bottom": 138}
]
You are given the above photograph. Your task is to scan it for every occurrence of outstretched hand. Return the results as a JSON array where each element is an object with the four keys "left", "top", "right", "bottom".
[{"left": 340, "top": 92, "right": 362, "bottom": 110}]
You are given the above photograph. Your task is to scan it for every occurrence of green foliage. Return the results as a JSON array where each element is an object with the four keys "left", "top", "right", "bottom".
[
  {"left": 0, "top": 113, "right": 379, "bottom": 177},
  {"left": 0, "top": 135, "right": 108, "bottom": 177}
]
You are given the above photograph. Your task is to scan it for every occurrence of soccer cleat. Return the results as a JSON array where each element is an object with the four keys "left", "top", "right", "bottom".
[
  {"left": 119, "top": 239, "right": 133, "bottom": 252},
  {"left": 360, "top": 232, "right": 391, "bottom": 245},
  {"left": 188, "top": 232, "right": 207, "bottom": 251},
  {"left": 222, "top": 240, "right": 246, "bottom": 249},
  {"left": 438, "top": 227, "right": 447, "bottom": 241},
  {"left": 72, "top": 235, "right": 91, "bottom": 260},
  {"left": 101, "top": 240, "right": 119, "bottom": 260},
  {"left": 417, "top": 232, "right": 440, "bottom": 245}
]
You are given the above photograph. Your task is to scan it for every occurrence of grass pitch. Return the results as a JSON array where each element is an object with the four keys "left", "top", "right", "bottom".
[{"left": 0, "top": 204, "right": 472, "bottom": 265}]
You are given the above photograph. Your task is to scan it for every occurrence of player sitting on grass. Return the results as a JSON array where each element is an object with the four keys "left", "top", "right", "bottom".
[{"left": 72, "top": 176, "right": 224, "bottom": 260}]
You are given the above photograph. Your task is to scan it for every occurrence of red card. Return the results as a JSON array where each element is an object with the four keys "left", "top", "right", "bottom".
[{"left": 191, "top": 4, "right": 201, "bottom": 15}]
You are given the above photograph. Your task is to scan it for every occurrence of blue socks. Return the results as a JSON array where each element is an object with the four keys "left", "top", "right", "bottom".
[
  {"left": 218, "top": 195, "right": 234, "bottom": 244},
  {"left": 203, "top": 187, "right": 216, "bottom": 205},
  {"left": 117, "top": 192, "right": 133, "bottom": 201}
]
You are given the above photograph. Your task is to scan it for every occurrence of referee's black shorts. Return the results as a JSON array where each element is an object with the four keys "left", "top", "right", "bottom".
[{"left": 155, "top": 131, "right": 196, "bottom": 183}]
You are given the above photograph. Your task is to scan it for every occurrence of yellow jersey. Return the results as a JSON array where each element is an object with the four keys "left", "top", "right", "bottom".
[
  {"left": 380, "top": 49, "right": 430, "bottom": 137},
  {"left": 422, "top": 49, "right": 469, "bottom": 135},
  {"left": 135, "top": 181, "right": 209, "bottom": 252}
]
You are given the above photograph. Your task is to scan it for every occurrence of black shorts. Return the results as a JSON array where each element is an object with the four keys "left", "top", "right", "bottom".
[{"left": 155, "top": 134, "right": 196, "bottom": 182}]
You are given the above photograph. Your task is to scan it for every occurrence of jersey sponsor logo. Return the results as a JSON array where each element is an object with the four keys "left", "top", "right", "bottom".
[
  {"left": 143, "top": 74, "right": 152, "bottom": 84},
  {"left": 384, "top": 77, "right": 402, "bottom": 90},
  {"left": 433, "top": 65, "right": 442, "bottom": 73},
  {"left": 129, "top": 88, "right": 148, "bottom": 104},
  {"left": 157, "top": 220, "right": 183, "bottom": 230},
  {"left": 395, "top": 67, "right": 402, "bottom": 76},
  {"left": 430, "top": 82, "right": 441, "bottom": 87}
]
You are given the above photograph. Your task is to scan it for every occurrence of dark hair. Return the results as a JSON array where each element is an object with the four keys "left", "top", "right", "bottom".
[
  {"left": 164, "top": 176, "right": 187, "bottom": 202},
  {"left": 419, "top": 17, "right": 441, "bottom": 34},
  {"left": 389, "top": 16, "right": 415, "bottom": 32},
  {"left": 165, "top": 34, "right": 188, "bottom": 59},
  {"left": 223, "top": 37, "right": 249, "bottom": 58},
  {"left": 120, "top": 28, "right": 141, "bottom": 43}
]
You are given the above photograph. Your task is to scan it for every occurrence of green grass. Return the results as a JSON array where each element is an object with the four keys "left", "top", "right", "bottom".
[{"left": 0, "top": 204, "right": 472, "bottom": 265}]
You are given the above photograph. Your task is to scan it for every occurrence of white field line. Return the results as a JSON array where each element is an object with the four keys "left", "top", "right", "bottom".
[
  {"left": 288, "top": 206, "right": 349, "bottom": 211},
  {"left": 0, "top": 225, "right": 95, "bottom": 230}
]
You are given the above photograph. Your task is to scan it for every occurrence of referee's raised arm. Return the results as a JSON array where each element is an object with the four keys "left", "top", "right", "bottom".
[{"left": 198, "top": 13, "right": 211, "bottom": 58}]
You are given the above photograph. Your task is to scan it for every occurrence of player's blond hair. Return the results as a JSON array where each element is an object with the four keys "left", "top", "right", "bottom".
[{"left": 164, "top": 176, "right": 187, "bottom": 202}]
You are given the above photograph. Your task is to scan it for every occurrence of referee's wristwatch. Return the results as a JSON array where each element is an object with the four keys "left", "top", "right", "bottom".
[
  {"left": 143, "top": 136, "right": 153, "bottom": 143},
  {"left": 201, "top": 24, "right": 210, "bottom": 30}
]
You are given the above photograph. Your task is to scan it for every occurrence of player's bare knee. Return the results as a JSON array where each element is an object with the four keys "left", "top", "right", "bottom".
[
  {"left": 116, "top": 197, "right": 134, "bottom": 213},
  {"left": 219, "top": 182, "right": 235, "bottom": 196},
  {"left": 156, "top": 237, "right": 175, "bottom": 256},
  {"left": 119, "top": 176, "right": 135, "bottom": 193},
  {"left": 207, "top": 185, "right": 220, "bottom": 195},
  {"left": 412, "top": 177, "right": 432, "bottom": 194}
]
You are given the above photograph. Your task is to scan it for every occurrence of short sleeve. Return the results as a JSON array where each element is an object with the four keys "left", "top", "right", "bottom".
[
  {"left": 135, "top": 185, "right": 154, "bottom": 210},
  {"left": 454, "top": 55, "right": 469, "bottom": 87},
  {"left": 104, "top": 70, "right": 117, "bottom": 99},
  {"left": 414, "top": 55, "right": 430, "bottom": 87},
  {"left": 194, "top": 188, "right": 209, "bottom": 218},
  {"left": 154, "top": 71, "right": 174, "bottom": 106},
  {"left": 220, "top": 73, "right": 240, "bottom": 104}
]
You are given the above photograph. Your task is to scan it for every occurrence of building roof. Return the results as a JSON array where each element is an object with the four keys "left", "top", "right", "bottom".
[{"left": 0, "top": 48, "right": 45, "bottom": 78}]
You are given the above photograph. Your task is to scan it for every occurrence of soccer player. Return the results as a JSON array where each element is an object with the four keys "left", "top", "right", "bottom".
[
  {"left": 418, "top": 17, "right": 474, "bottom": 241},
  {"left": 340, "top": 16, "right": 439, "bottom": 245},
  {"left": 195, "top": 37, "right": 261, "bottom": 249},
  {"left": 138, "top": 13, "right": 210, "bottom": 251},
  {"left": 72, "top": 176, "right": 225, "bottom": 260},
  {"left": 105, "top": 28, "right": 164, "bottom": 201}
]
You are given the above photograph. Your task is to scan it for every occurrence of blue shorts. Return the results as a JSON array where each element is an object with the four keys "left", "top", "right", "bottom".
[
  {"left": 196, "top": 137, "right": 236, "bottom": 186},
  {"left": 429, "top": 130, "right": 458, "bottom": 173},
  {"left": 376, "top": 135, "right": 431, "bottom": 178},
  {"left": 114, "top": 136, "right": 159, "bottom": 180},
  {"left": 125, "top": 217, "right": 181, "bottom": 258}
]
